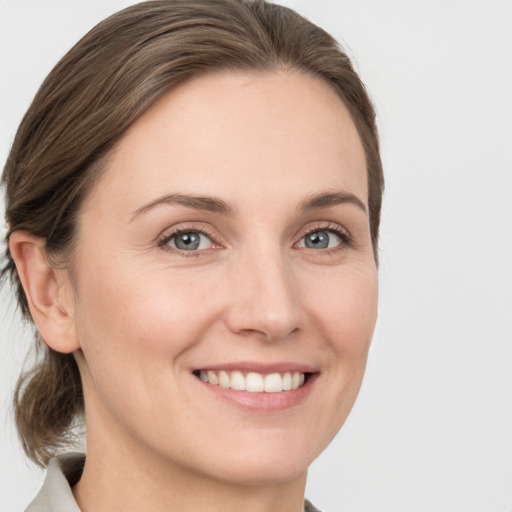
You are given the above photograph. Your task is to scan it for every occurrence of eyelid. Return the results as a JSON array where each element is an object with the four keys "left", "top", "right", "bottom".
[
  {"left": 155, "top": 220, "right": 353, "bottom": 256},
  {"left": 294, "top": 221, "right": 354, "bottom": 250},
  {"left": 157, "top": 223, "right": 223, "bottom": 254}
]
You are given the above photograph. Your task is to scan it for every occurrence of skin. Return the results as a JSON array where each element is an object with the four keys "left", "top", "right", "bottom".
[{"left": 11, "top": 70, "right": 378, "bottom": 512}]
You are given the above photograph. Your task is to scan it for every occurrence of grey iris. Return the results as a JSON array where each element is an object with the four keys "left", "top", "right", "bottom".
[
  {"left": 305, "top": 231, "right": 329, "bottom": 249},
  {"left": 175, "top": 232, "right": 201, "bottom": 250}
]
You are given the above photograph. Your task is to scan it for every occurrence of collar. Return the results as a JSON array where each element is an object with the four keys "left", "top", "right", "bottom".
[{"left": 25, "top": 452, "right": 84, "bottom": 512}]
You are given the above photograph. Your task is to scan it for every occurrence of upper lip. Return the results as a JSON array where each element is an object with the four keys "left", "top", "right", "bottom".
[{"left": 192, "top": 361, "right": 319, "bottom": 374}]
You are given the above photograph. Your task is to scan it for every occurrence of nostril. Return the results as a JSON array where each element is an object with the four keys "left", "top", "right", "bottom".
[{"left": 235, "top": 325, "right": 300, "bottom": 343}]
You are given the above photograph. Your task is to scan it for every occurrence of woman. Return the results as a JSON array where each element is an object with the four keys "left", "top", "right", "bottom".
[{"left": 2, "top": 0, "right": 383, "bottom": 510}]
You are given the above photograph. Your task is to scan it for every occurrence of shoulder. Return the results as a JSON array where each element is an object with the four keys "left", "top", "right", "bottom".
[{"left": 24, "top": 452, "right": 84, "bottom": 512}]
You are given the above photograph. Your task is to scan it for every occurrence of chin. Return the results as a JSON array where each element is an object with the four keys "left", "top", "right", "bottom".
[
  {"left": 206, "top": 453, "right": 311, "bottom": 487},
  {"left": 178, "top": 428, "right": 326, "bottom": 487}
]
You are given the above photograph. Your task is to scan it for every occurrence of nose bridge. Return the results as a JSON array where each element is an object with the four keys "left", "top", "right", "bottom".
[{"left": 226, "top": 240, "right": 300, "bottom": 341}]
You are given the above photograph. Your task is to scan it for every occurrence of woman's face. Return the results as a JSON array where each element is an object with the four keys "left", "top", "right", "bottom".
[{"left": 70, "top": 70, "right": 378, "bottom": 484}]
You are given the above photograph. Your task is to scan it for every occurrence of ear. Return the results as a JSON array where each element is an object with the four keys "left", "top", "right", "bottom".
[{"left": 9, "top": 231, "right": 80, "bottom": 354}]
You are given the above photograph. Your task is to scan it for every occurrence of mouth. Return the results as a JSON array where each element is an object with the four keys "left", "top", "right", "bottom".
[{"left": 193, "top": 369, "right": 310, "bottom": 393}]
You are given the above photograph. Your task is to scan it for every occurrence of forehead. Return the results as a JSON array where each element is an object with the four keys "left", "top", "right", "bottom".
[{"left": 83, "top": 70, "right": 367, "bottom": 218}]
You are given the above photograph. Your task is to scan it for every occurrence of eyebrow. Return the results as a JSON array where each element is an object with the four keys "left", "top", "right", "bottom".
[
  {"left": 131, "top": 189, "right": 366, "bottom": 221},
  {"left": 131, "top": 193, "right": 237, "bottom": 220},
  {"left": 298, "top": 191, "right": 367, "bottom": 214}
]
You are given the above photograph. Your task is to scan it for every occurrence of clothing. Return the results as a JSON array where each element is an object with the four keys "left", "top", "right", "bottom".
[
  {"left": 25, "top": 453, "right": 83, "bottom": 512},
  {"left": 25, "top": 453, "right": 321, "bottom": 512},
  {"left": 305, "top": 499, "right": 321, "bottom": 512}
]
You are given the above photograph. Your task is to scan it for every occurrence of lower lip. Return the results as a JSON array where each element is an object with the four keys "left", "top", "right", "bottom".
[{"left": 195, "top": 374, "right": 318, "bottom": 412}]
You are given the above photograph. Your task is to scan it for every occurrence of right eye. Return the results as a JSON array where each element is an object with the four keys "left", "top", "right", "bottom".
[{"left": 161, "top": 230, "right": 214, "bottom": 252}]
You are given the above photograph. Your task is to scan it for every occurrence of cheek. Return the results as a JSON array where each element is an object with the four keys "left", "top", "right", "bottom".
[
  {"left": 294, "top": 264, "right": 378, "bottom": 450},
  {"left": 74, "top": 259, "right": 222, "bottom": 364},
  {"left": 308, "top": 264, "right": 378, "bottom": 356},
  {"left": 72, "top": 261, "right": 224, "bottom": 427}
]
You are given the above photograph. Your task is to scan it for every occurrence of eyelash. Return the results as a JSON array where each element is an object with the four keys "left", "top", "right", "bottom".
[
  {"left": 158, "top": 225, "right": 219, "bottom": 257},
  {"left": 299, "top": 222, "right": 353, "bottom": 255},
  {"left": 157, "top": 222, "right": 353, "bottom": 257}
]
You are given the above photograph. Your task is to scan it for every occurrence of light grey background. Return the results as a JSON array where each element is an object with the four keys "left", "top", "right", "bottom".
[{"left": 1, "top": 1, "right": 511, "bottom": 511}]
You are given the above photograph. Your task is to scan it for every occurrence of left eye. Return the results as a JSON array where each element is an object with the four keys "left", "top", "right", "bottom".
[
  {"left": 297, "top": 230, "right": 342, "bottom": 249},
  {"left": 165, "top": 231, "right": 213, "bottom": 251}
]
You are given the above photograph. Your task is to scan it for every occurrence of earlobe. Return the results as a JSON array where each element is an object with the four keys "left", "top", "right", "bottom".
[{"left": 9, "top": 231, "right": 80, "bottom": 354}]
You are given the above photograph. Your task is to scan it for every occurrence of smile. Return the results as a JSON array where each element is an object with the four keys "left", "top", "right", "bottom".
[{"left": 195, "top": 370, "right": 307, "bottom": 393}]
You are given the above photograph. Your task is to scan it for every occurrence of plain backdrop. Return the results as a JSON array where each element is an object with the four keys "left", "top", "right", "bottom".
[{"left": 1, "top": 1, "right": 511, "bottom": 511}]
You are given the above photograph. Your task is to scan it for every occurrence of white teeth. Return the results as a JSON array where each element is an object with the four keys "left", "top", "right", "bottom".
[
  {"left": 218, "top": 370, "right": 230, "bottom": 388},
  {"left": 230, "top": 371, "right": 246, "bottom": 391},
  {"left": 264, "top": 373, "right": 282, "bottom": 393},
  {"left": 246, "top": 372, "right": 264, "bottom": 392},
  {"left": 282, "top": 372, "right": 292, "bottom": 391},
  {"left": 207, "top": 370, "right": 219, "bottom": 385},
  {"left": 198, "top": 370, "right": 307, "bottom": 393}
]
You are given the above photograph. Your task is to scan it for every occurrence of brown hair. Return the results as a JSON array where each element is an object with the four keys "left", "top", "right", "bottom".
[{"left": 1, "top": 0, "right": 383, "bottom": 466}]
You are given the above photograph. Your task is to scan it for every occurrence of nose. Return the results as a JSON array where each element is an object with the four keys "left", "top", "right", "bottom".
[{"left": 224, "top": 248, "right": 301, "bottom": 342}]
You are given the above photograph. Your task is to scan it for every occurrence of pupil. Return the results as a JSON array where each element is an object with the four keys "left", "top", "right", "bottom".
[
  {"left": 176, "top": 232, "right": 200, "bottom": 250},
  {"left": 306, "top": 231, "right": 329, "bottom": 249}
]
